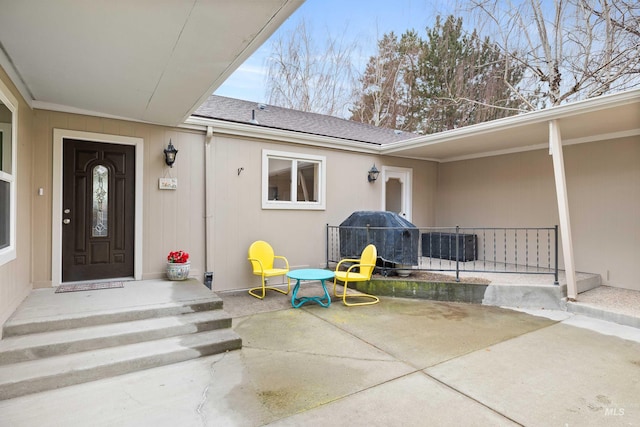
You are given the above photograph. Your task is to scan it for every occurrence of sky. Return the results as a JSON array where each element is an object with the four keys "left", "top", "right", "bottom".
[{"left": 214, "top": 0, "right": 454, "bottom": 104}]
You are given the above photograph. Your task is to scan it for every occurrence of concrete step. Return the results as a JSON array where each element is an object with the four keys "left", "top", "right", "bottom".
[
  {"left": 577, "top": 274, "right": 602, "bottom": 293},
  {"left": 0, "top": 328, "right": 242, "bottom": 400},
  {"left": 0, "top": 310, "right": 232, "bottom": 365},
  {"left": 0, "top": 281, "right": 242, "bottom": 400},
  {"left": 482, "top": 284, "right": 566, "bottom": 310},
  {"left": 2, "top": 297, "right": 223, "bottom": 337}
]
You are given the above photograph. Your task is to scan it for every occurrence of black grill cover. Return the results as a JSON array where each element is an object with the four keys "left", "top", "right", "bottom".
[{"left": 339, "top": 211, "right": 419, "bottom": 265}]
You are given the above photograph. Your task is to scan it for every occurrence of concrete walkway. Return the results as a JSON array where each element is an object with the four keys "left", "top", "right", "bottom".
[{"left": 0, "top": 283, "right": 639, "bottom": 426}]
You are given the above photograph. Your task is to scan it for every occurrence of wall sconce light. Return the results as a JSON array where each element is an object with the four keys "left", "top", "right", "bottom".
[
  {"left": 164, "top": 139, "right": 178, "bottom": 167},
  {"left": 367, "top": 164, "right": 380, "bottom": 183}
]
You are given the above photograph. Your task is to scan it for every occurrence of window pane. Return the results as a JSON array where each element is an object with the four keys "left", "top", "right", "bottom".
[
  {"left": 262, "top": 149, "right": 326, "bottom": 210},
  {"left": 0, "top": 180, "right": 8, "bottom": 249},
  {"left": 296, "top": 161, "right": 318, "bottom": 202},
  {"left": 92, "top": 165, "right": 108, "bottom": 237},
  {"left": 268, "top": 158, "right": 292, "bottom": 201}
]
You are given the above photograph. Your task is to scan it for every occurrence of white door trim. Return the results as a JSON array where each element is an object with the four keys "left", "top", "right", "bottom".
[
  {"left": 381, "top": 166, "right": 413, "bottom": 222},
  {"left": 52, "top": 129, "right": 144, "bottom": 285}
]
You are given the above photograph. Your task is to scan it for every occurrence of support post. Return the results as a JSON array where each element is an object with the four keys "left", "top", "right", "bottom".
[
  {"left": 455, "top": 225, "right": 460, "bottom": 282},
  {"left": 554, "top": 225, "right": 559, "bottom": 285},
  {"left": 325, "top": 224, "right": 329, "bottom": 269},
  {"left": 549, "top": 120, "right": 578, "bottom": 300},
  {"left": 204, "top": 126, "right": 215, "bottom": 284}
]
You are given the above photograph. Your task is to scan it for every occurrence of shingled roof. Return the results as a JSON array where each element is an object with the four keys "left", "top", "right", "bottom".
[{"left": 193, "top": 95, "right": 417, "bottom": 145}]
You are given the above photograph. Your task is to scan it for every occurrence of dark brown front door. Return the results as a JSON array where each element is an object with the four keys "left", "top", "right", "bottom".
[{"left": 62, "top": 139, "right": 135, "bottom": 282}]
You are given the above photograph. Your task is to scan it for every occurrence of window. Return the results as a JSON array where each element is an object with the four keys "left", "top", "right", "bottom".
[
  {"left": 92, "top": 165, "right": 109, "bottom": 237},
  {"left": 262, "top": 150, "right": 326, "bottom": 210},
  {"left": 0, "top": 79, "right": 17, "bottom": 265}
]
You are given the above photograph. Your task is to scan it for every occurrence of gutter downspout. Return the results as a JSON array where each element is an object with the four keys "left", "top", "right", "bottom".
[
  {"left": 204, "top": 126, "right": 215, "bottom": 288},
  {"left": 549, "top": 120, "right": 578, "bottom": 300}
]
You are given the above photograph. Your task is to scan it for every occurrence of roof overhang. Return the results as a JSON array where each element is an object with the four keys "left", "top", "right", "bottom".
[
  {"left": 0, "top": 0, "right": 303, "bottom": 126},
  {"left": 185, "top": 116, "right": 381, "bottom": 154},
  {"left": 187, "top": 89, "right": 639, "bottom": 162},
  {"left": 382, "top": 89, "right": 640, "bottom": 162}
]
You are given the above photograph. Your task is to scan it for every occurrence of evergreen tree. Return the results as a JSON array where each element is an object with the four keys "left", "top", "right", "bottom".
[
  {"left": 417, "top": 15, "right": 525, "bottom": 132},
  {"left": 351, "top": 16, "right": 526, "bottom": 134}
]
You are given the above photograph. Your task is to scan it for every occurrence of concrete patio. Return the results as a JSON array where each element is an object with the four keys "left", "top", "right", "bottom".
[{"left": 0, "top": 279, "right": 638, "bottom": 426}]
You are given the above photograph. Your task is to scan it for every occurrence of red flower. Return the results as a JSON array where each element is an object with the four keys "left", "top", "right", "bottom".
[{"left": 167, "top": 250, "right": 189, "bottom": 263}]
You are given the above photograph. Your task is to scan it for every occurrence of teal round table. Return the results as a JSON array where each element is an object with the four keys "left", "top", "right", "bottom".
[{"left": 286, "top": 269, "right": 335, "bottom": 308}]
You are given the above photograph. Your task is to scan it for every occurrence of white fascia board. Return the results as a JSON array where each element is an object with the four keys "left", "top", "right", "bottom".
[
  {"left": 0, "top": 47, "right": 33, "bottom": 109},
  {"left": 440, "top": 143, "right": 550, "bottom": 163},
  {"left": 184, "top": 117, "right": 381, "bottom": 154},
  {"left": 559, "top": 129, "right": 640, "bottom": 146},
  {"left": 32, "top": 100, "right": 151, "bottom": 124},
  {"left": 382, "top": 88, "right": 640, "bottom": 155},
  {"left": 379, "top": 154, "right": 443, "bottom": 163},
  {"left": 182, "top": 0, "right": 306, "bottom": 124},
  {"left": 438, "top": 128, "right": 640, "bottom": 163}
]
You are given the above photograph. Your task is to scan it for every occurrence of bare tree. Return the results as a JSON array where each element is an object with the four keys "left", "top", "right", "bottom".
[
  {"left": 265, "top": 19, "right": 359, "bottom": 117},
  {"left": 349, "top": 31, "right": 422, "bottom": 131},
  {"left": 465, "top": 0, "right": 640, "bottom": 107}
]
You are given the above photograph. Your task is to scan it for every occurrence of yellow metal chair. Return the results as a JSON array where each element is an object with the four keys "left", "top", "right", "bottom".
[
  {"left": 333, "top": 244, "right": 380, "bottom": 306},
  {"left": 247, "top": 240, "right": 291, "bottom": 299}
]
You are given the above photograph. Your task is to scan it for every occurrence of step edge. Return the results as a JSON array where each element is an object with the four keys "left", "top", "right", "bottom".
[
  {"left": 0, "top": 335, "right": 241, "bottom": 400},
  {"left": 3, "top": 299, "right": 225, "bottom": 337},
  {"left": 0, "top": 329, "right": 241, "bottom": 400},
  {"left": 0, "top": 312, "right": 233, "bottom": 364}
]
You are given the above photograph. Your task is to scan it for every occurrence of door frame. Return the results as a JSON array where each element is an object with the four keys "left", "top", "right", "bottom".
[
  {"left": 381, "top": 166, "right": 413, "bottom": 222},
  {"left": 52, "top": 129, "right": 144, "bottom": 285}
]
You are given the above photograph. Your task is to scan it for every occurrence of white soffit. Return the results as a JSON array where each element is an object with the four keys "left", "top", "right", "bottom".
[
  {"left": 382, "top": 89, "right": 640, "bottom": 162},
  {"left": 0, "top": 0, "right": 303, "bottom": 126}
]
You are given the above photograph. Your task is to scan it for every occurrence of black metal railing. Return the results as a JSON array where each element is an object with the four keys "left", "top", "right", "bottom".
[{"left": 326, "top": 224, "right": 559, "bottom": 284}]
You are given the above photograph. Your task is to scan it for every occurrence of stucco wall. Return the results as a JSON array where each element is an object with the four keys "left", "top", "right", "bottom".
[
  {"left": 209, "top": 134, "right": 439, "bottom": 292},
  {"left": 0, "top": 67, "right": 33, "bottom": 333},
  {"left": 30, "top": 110, "right": 206, "bottom": 287},
  {"left": 563, "top": 136, "right": 639, "bottom": 290},
  {"left": 435, "top": 137, "right": 640, "bottom": 290},
  {"left": 436, "top": 149, "right": 559, "bottom": 228}
]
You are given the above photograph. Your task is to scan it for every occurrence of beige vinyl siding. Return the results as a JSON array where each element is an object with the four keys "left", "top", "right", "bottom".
[
  {"left": 3, "top": 62, "right": 636, "bottom": 310},
  {"left": 209, "top": 133, "right": 439, "bottom": 292},
  {"left": 21, "top": 109, "right": 442, "bottom": 294},
  {"left": 30, "top": 110, "right": 206, "bottom": 287},
  {"left": 0, "top": 66, "right": 33, "bottom": 334}
]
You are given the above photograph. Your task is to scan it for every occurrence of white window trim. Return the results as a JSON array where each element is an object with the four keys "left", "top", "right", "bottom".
[
  {"left": 0, "top": 79, "right": 17, "bottom": 266},
  {"left": 262, "top": 149, "right": 326, "bottom": 210}
]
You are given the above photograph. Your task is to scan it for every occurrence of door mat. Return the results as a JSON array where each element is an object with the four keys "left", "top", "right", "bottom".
[{"left": 55, "top": 281, "right": 124, "bottom": 293}]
